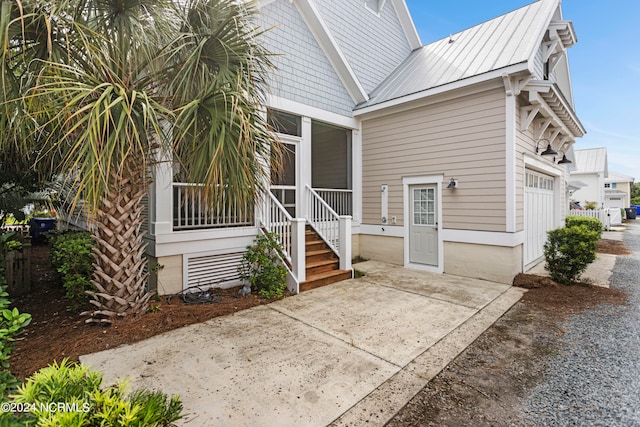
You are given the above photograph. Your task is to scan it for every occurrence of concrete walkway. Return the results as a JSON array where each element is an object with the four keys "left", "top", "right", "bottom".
[{"left": 81, "top": 261, "right": 525, "bottom": 426}]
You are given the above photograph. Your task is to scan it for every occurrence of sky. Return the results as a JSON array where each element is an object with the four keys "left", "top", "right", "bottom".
[{"left": 404, "top": 0, "right": 640, "bottom": 181}]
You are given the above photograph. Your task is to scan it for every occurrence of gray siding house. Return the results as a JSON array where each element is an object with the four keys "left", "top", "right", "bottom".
[{"left": 143, "top": 0, "right": 585, "bottom": 294}]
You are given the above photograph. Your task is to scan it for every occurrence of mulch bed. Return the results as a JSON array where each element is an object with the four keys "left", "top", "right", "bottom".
[{"left": 10, "top": 245, "right": 273, "bottom": 380}]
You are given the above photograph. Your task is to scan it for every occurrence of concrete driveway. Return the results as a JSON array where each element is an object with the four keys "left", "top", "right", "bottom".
[{"left": 80, "top": 261, "right": 524, "bottom": 426}]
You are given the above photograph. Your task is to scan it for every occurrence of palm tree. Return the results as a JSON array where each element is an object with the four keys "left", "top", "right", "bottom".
[{"left": 1, "top": 0, "right": 281, "bottom": 322}]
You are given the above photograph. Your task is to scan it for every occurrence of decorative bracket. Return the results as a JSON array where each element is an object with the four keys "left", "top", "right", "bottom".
[{"left": 520, "top": 105, "right": 540, "bottom": 131}]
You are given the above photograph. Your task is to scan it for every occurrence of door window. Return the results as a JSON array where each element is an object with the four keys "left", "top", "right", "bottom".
[{"left": 413, "top": 188, "right": 435, "bottom": 226}]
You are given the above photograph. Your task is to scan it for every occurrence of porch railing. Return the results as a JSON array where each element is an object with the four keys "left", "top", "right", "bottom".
[
  {"left": 313, "top": 188, "right": 353, "bottom": 216},
  {"left": 173, "top": 183, "right": 254, "bottom": 230},
  {"left": 306, "top": 185, "right": 352, "bottom": 271}
]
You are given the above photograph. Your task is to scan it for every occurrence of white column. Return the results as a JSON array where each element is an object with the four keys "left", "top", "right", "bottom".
[
  {"left": 291, "top": 218, "right": 306, "bottom": 284},
  {"left": 339, "top": 215, "right": 352, "bottom": 271},
  {"left": 299, "top": 117, "right": 313, "bottom": 219},
  {"left": 152, "top": 149, "right": 173, "bottom": 235},
  {"left": 352, "top": 128, "right": 362, "bottom": 224}
]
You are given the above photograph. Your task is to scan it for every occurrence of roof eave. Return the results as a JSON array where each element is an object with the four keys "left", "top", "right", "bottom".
[
  {"left": 354, "top": 62, "right": 529, "bottom": 117},
  {"left": 525, "top": 80, "right": 586, "bottom": 137}
]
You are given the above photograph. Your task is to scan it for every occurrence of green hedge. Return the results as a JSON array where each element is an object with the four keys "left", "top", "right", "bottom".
[
  {"left": 544, "top": 224, "right": 599, "bottom": 285},
  {"left": 565, "top": 216, "right": 603, "bottom": 239},
  {"left": 49, "top": 232, "right": 95, "bottom": 311}
]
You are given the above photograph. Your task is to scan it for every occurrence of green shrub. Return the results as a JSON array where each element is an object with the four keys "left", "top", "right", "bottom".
[
  {"left": 238, "top": 233, "right": 288, "bottom": 299},
  {"left": 565, "top": 216, "right": 603, "bottom": 239},
  {"left": 0, "top": 233, "right": 32, "bottom": 402},
  {"left": 0, "top": 285, "right": 32, "bottom": 402},
  {"left": 631, "top": 196, "right": 640, "bottom": 206},
  {"left": 544, "top": 225, "right": 599, "bottom": 285},
  {"left": 50, "top": 232, "right": 95, "bottom": 311},
  {"left": 2, "top": 359, "right": 182, "bottom": 426}
]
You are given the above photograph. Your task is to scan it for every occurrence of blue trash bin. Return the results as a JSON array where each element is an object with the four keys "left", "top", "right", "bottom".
[
  {"left": 633, "top": 206, "right": 640, "bottom": 216},
  {"left": 30, "top": 218, "right": 56, "bottom": 244}
]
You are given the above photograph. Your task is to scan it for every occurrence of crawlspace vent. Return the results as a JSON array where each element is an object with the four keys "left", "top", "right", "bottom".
[{"left": 186, "top": 252, "right": 244, "bottom": 289}]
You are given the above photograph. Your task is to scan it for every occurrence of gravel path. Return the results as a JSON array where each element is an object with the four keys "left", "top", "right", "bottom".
[{"left": 518, "top": 221, "right": 640, "bottom": 426}]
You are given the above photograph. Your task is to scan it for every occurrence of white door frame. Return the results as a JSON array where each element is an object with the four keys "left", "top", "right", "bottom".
[
  {"left": 271, "top": 134, "right": 301, "bottom": 217},
  {"left": 403, "top": 175, "right": 444, "bottom": 273}
]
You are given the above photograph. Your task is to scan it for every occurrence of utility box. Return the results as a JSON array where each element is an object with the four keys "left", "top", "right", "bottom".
[{"left": 30, "top": 218, "right": 56, "bottom": 244}]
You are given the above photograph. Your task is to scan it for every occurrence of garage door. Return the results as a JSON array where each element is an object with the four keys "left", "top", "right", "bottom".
[{"left": 524, "top": 170, "right": 555, "bottom": 267}]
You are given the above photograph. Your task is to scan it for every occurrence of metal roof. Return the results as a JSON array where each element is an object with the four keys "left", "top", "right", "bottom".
[
  {"left": 572, "top": 148, "right": 608, "bottom": 175},
  {"left": 356, "top": 0, "right": 554, "bottom": 109},
  {"left": 605, "top": 171, "right": 635, "bottom": 183}
]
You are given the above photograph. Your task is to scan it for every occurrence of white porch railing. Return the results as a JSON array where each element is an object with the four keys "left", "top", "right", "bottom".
[
  {"left": 173, "top": 183, "right": 254, "bottom": 230},
  {"left": 260, "top": 191, "right": 306, "bottom": 286},
  {"left": 569, "top": 209, "right": 613, "bottom": 230},
  {"left": 307, "top": 185, "right": 352, "bottom": 271},
  {"left": 313, "top": 188, "right": 352, "bottom": 216}
]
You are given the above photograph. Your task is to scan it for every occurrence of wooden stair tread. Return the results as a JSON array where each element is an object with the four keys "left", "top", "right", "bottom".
[
  {"left": 306, "top": 258, "right": 338, "bottom": 268},
  {"left": 303, "top": 269, "right": 351, "bottom": 281},
  {"left": 300, "top": 269, "right": 352, "bottom": 292},
  {"left": 306, "top": 249, "right": 335, "bottom": 257}
]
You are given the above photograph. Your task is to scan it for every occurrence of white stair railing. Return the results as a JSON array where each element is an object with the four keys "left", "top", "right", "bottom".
[
  {"left": 260, "top": 191, "right": 305, "bottom": 287},
  {"left": 306, "top": 186, "right": 352, "bottom": 271}
]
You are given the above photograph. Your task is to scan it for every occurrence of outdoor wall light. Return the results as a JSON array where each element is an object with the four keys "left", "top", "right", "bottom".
[
  {"left": 447, "top": 178, "right": 458, "bottom": 189},
  {"left": 556, "top": 152, "right": 572, "bottom": 164},
  {"left": 536, "top": 139, "right": 558, "bottom": 157}
]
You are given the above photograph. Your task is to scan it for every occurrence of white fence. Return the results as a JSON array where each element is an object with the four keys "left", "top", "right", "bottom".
[{"left": 568, "top": 208, "right": 620, "bottom": 230}]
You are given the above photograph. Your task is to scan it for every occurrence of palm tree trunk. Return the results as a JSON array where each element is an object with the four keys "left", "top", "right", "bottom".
[{"left": 85, "top": 162, "right": 151, "bottom": 323}]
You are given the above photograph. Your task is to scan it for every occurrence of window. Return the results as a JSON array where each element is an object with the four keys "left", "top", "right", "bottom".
[
  {"left": 364, "top": 0, "right": 386, "bottom": 14},
  {"left": 612, "top": 183, "right": 617, "bottom": 189},
  {"left": 526, "top": 171, "right": 554, "bottom": 191},
  {"left": 543, "top": 60, "right": 550, "bottom": 80},
  {"left": 412, "top": 188, "right": 435, "bottom": 226},
  {"left": 605, "top": 183, "right": 611, "bottom": 188},
  {"left": 267, "top": 109, "right": 301, "bottom": 137}
]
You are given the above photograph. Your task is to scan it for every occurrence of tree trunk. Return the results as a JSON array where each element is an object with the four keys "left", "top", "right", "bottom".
[{"left": 85, "top": 165, "right": 151, "bottom": 323}]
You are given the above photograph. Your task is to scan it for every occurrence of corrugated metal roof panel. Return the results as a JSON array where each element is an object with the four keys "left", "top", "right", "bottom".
[
  {"left": 573, "top": 148, "right": 608, "bottom": 174},
  {"left": 606, "top": 171, "right": 635, "bottom": 183},
  {"left": 356, "top": 0, "right": 553, "bottom": 109}
]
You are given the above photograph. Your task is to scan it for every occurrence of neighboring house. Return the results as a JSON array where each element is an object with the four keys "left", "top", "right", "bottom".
[
  {"left": 569, "top": 147, "right": 608, "bottom": 208},
  {"left": 604, "top": 171, "right": 635, "bottom": 209},
  {"left": 118, "top": 0, "right": 586, "bottom": 294}
]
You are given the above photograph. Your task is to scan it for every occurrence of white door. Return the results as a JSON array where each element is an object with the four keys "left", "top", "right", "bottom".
[
  {"left": 409, "top": 185, "right": 438, "bottom": 266},
  {"left": 524, "top": 170, "right": 555, "bottom": 266}
]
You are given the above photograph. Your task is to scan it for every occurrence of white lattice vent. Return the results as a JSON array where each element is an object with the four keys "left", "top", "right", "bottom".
[
  {"left": 185, "top": 251, "right": 244, "bottom": 290},
  {"left": 140, "top": 193, "right": 150, "bottom": 234}
]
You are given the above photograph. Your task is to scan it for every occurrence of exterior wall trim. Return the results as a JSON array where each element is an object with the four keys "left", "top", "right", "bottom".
[
  {"left": 390, "top": 0, "right": 422, "bottom": 49},
  {"left": 293, "top": 0, "right": 369, "bottom": 103},
  {"left": 359, "top": 223, "right": 404, "bottom": 237},
  {"left": 402, "top": 175, "right": 444, "bottom": 273},
  {"left": 267, "top": 95, "right": 359, "bottom": 129},
  {"left": 442, "top": 229, "right": 525, "bottom": 247},
  {"left": 354, "top": 63, "right": 529, "bottom": 117},
  {"left": 505, "top": 90, "right": 517, "bottom": 232}
]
